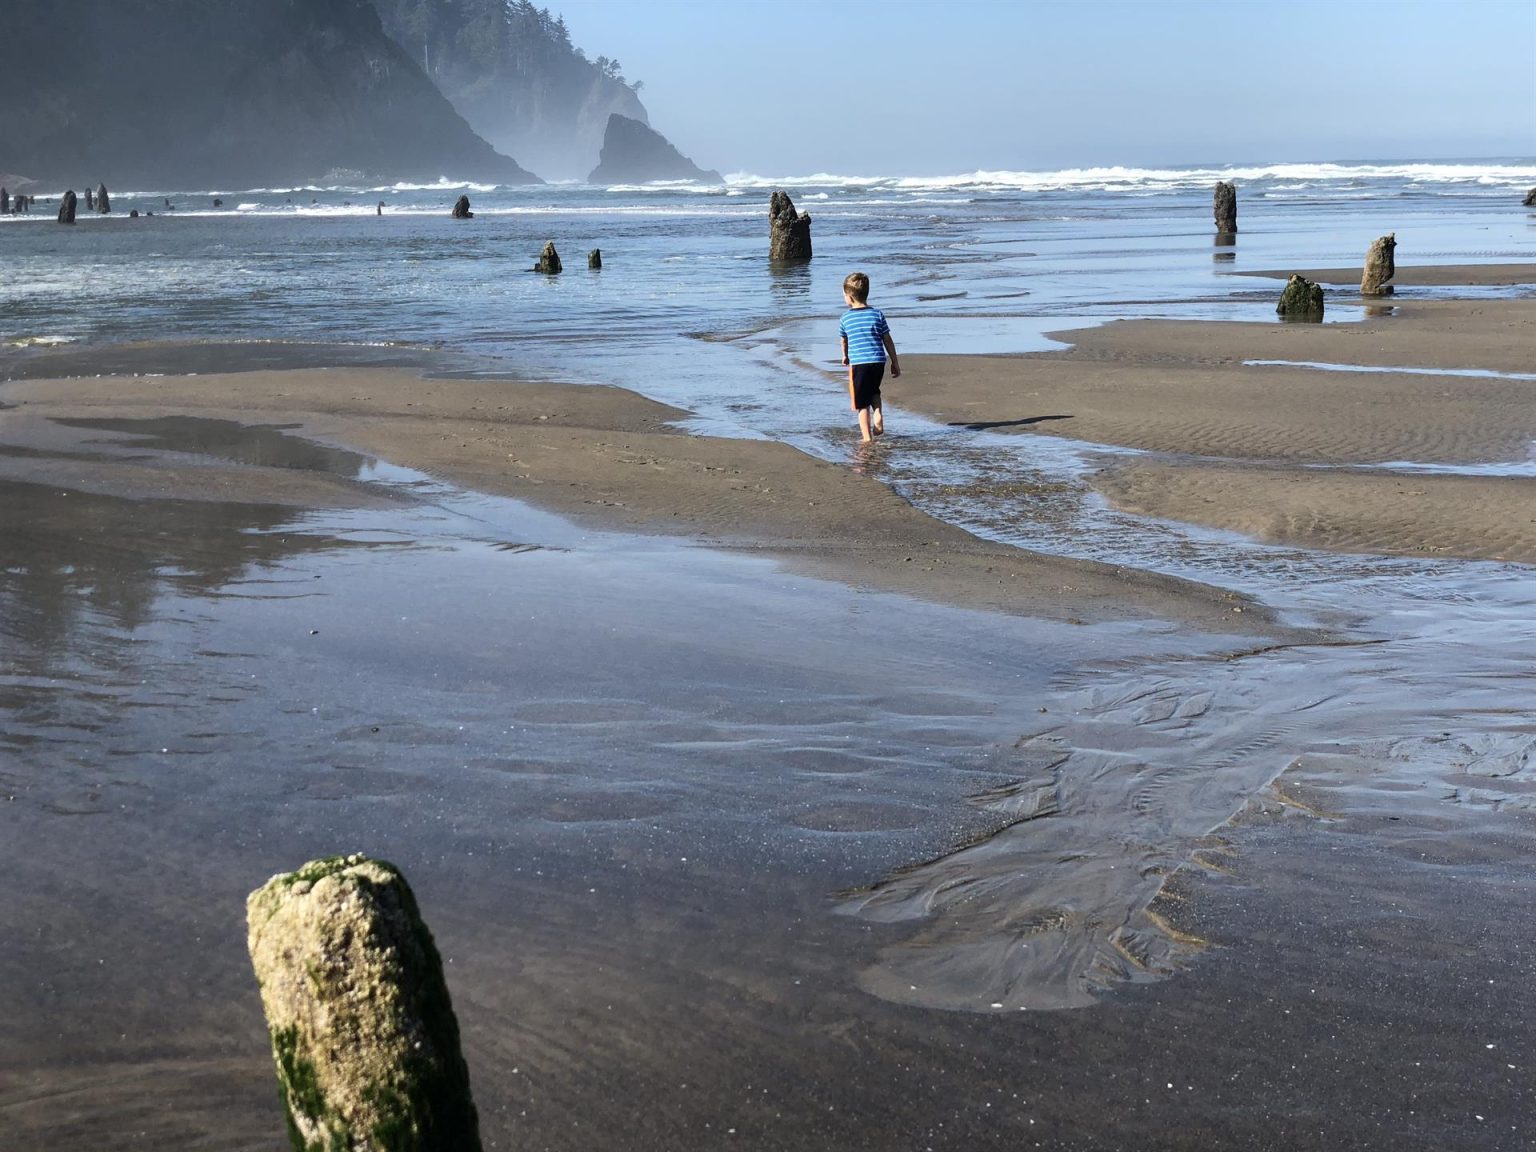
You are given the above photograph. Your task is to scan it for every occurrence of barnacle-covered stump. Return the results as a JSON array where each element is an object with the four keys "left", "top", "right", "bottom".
[{"left": 246, "top": 854, "right": 481, "bottom": 1152}]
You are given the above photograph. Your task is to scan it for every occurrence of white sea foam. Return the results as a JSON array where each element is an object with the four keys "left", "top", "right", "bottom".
[
  {"left": 4, "top": 335, "right": 77, "bottom": 348},
  {"left": 722, "top": 160, "right": 1536, "bottom": 196}
]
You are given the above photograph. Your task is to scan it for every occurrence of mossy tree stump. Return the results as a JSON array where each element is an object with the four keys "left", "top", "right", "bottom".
[
  {"left": 1213, "top": 180, "right": 1237, "bottom": 234},
  {"left": 769, "top": 190, "right": 812, "bottom": 261},
  {"left": 246, "top": 854, "right": 481, "bottom": 1152},
  {"left": 1276, "top": 274, "right": 1324, "bottom": 321},
  {"left": 533, "top": 240, "right": 562, "bottom": 273},
  {"left": 1361, "top": 232, "right": 1396, "bottom": 296}
]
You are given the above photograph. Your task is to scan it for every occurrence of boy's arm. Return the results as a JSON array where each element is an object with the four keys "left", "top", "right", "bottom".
[
  {"left": 882, "top": 331, "right": 900, "bottom": 377},
  {"left": 840, "top": 333, "right": 849, "bottom": 366}
]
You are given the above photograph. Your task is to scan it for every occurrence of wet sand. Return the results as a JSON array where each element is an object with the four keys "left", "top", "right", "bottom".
[
  {"left": 892, "top": 292, "right": 1536, "bottom": 563},
  {"left": 0, "top": 348, "right": 1262, "bottom": 631},
  {"left": 6, "top": 290, "right": 1536, "bottom": 1151}
]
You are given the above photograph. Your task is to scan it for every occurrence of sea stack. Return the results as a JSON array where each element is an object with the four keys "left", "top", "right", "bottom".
[
  {"left": 452, "top": 195, "right": 473, "bottom": 219},
  {"left": 587, "top": 113, "right": 723, "bottom": 185},
  {"left": 96, "top": 184, "right": 110, "bottom": 214},
  {"left": 769, "top": 190, "right": 812, "bottom": 261},
  {"left": 533, "top": 241, "right": 562, "bottom": 274},
  {"left": 57, "top": 190, "right": 77, "bottom": 224},
  {"left": 588, "top": 248, "right": 602, "bottom": 270},
  {"left": 1276, "top": 274, "right": 1324, "bottom": 321},
  {"left": 246, "top": 855, "right": 482, "bottom": 1152},
  {"left": 1213, "top": 181, "right": 1237, "bottom": 233},
  {"left": 1361, "top": 233, "right": 1396, "bottom": 296}
]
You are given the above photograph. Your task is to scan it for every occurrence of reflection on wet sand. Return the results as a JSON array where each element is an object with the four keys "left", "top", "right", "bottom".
[
  {"left": 0, "top": 470, "right": 399, "bottom": 768},
  {"left": 53, "top": 415, "right": 375, "bottom": 476}
]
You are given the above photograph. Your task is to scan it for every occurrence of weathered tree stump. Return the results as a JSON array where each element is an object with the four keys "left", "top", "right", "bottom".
[
  {"left": 84, "top": 186, "right": 95, "bottom": 211},
  {"left": 451, "top": 195, "right": 473, "bottom": 219},
  {"left": 769, "top": 190, "right": 812, "bottom": 261},
  {"left": 57, "top": 190, "right": 77, "bottom": 224},
  {"left": 533, "top": 240, "right": 562, "bottom": 273},
  {"left": 1524, "top": 188, "right": 1536, "bottom": 207},
  {"left": 1276, "top": 274, "right": 1324, "bottom": 321},
  {"left": 588, "top": 248, "right": 602, "bottom": 270},
  {"left": 1, "top": 187, "right": 8, "bottom": 215},
  {"left": 96, "top": 183, "right": 110, "bottom": 214},
  {"left": 1361, "top": 233, "right": 1396, "bottom": 296},
  {"left": 1213, "top": 181, "right": 1237, "bottom": 233},
  {"left": 246, "top": 854, "right": 481, "bottom": 1152}
]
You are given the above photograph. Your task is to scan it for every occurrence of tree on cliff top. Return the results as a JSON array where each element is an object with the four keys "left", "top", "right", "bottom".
[{"left": 371, "top": 0, "right": 649, "bottom": 179}]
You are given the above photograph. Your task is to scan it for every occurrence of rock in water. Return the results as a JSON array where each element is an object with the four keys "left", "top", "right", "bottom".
[
  {"left": 769, "top": 190, "right": 812, "bottom": 261},
  {"left": 57, "top": 190, "right": 77, "bottom": 224},
  {"left": 246, "top": 854, "right": 482, "bottom": 1152},
  {"left": 587, "top": 113, "right": 723, "bottom": 184},
  {"left": 1213, "top": 181, "right": 1237, "bottom": 233},
  {"left": 84, "top": 186, "right": 95, "bottom": 211},
  {"left": 588, "top": 248, "right": 602, "bottom": 270},
  {"left": 97, "top": 184, "right": 111, "bottom": 213},
  {"left": 533, "top": 240, "right": 562, "bottom": 274},
  {"left": 451, "top": 195, "right": 473, "bottom": 219},
  {"left": 1, "top": 188, "right": 9, "bottom": 215},
  {"left": 1276, "top": 274, "right": 1324, "bottom": 320},
  {"left": 1361, "top": 232, "right": 1396, "bottom": 296},
  {"left": 1524, "top": 188, "right": 1536, "bottom": 207}
]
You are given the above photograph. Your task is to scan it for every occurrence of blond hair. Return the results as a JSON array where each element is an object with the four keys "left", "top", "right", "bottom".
[{"left": 842, "top": 271, "right": 870, "bottom": 303}]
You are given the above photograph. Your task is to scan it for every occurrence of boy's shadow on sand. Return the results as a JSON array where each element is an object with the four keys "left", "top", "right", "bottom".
[{"left": 947, "top": 414, "right": 1073, "bottom": 431}]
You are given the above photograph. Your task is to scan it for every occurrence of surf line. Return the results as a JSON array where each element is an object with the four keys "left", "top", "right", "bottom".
[{"left": 1244, "top": 359, "right": 1536, "bottom": 382}]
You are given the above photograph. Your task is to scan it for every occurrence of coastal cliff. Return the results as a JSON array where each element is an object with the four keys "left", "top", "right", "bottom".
[
  {"left": 0, "top": 0, "right": 535, "bottom": 188},
  {"left": 588, "top": 114, "right": 722, "bottom": 185},
  {"left": 371, "top": 0, "right": 692, "bottom": 181}
]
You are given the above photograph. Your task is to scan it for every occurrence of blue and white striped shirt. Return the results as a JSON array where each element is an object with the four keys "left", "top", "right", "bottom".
[{"left": 839, "top": 306, "right": 890, "bottom": 365}]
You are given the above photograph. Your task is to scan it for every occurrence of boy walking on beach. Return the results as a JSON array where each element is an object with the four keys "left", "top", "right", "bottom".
[{"left": 839, "top": 271, "right": 900, "bottom": 441}]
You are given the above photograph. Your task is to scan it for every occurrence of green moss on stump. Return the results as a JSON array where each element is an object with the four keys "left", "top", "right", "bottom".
[
  {"left": 247, "top": 854, "right": 481, "bottom": 1152},
  {"left": 1276, "top": 274, "right": 1325, "bottom": 321}
]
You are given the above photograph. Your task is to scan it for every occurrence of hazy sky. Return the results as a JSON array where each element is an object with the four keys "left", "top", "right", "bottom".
[{"left": 552, "top": 0, "right": 1536, "bottom": 175}]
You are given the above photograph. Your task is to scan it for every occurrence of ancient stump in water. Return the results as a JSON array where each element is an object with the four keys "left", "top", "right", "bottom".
[
  {"left": 1524, "top": 187, "right": 1536, "bottom": 207},
  {"left": 451, "top": 195, "right": 473, "bottom": 219},
  {"left": 97, "top": 183, "right": 111, "bottom": 213},
  {"left": 57, "top": 190, "right": 77, "bottom": 224},
  {"left": 1213, "top": 180, "right": 1237, "bottom": 233},
  {"left": 769, "top": 189, "right": 812, "bottom": 261},
  {"left": 588, "top": 248, "right": 602, "bottom": 270},
  {"left": 1361, "top": 232, "right": 1396, "bottom": 296},
  {"left": 533, "top": 240, "right": 562, "bottom": 273},
  {"left": 1, "top": 187, "right": 8, "bottom": 215},
  {"left": 1276, "top": 274, "right": 1324, "bottom": 321},
  {"left": 246, "top": 854, "right": 481, "bottom": 1152}
]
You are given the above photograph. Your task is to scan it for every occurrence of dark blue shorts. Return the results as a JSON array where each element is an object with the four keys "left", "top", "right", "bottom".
[{"left": 851, "top": 362, "right": 885, "bottom": 410}]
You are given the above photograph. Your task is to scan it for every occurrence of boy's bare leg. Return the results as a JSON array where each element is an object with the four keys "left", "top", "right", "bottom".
[
  {"left": 857, "top": 407, "right": 874, "bottom": 441},
  {"left": 871, "top": 400, "right": 884, "bottom": 436}
]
